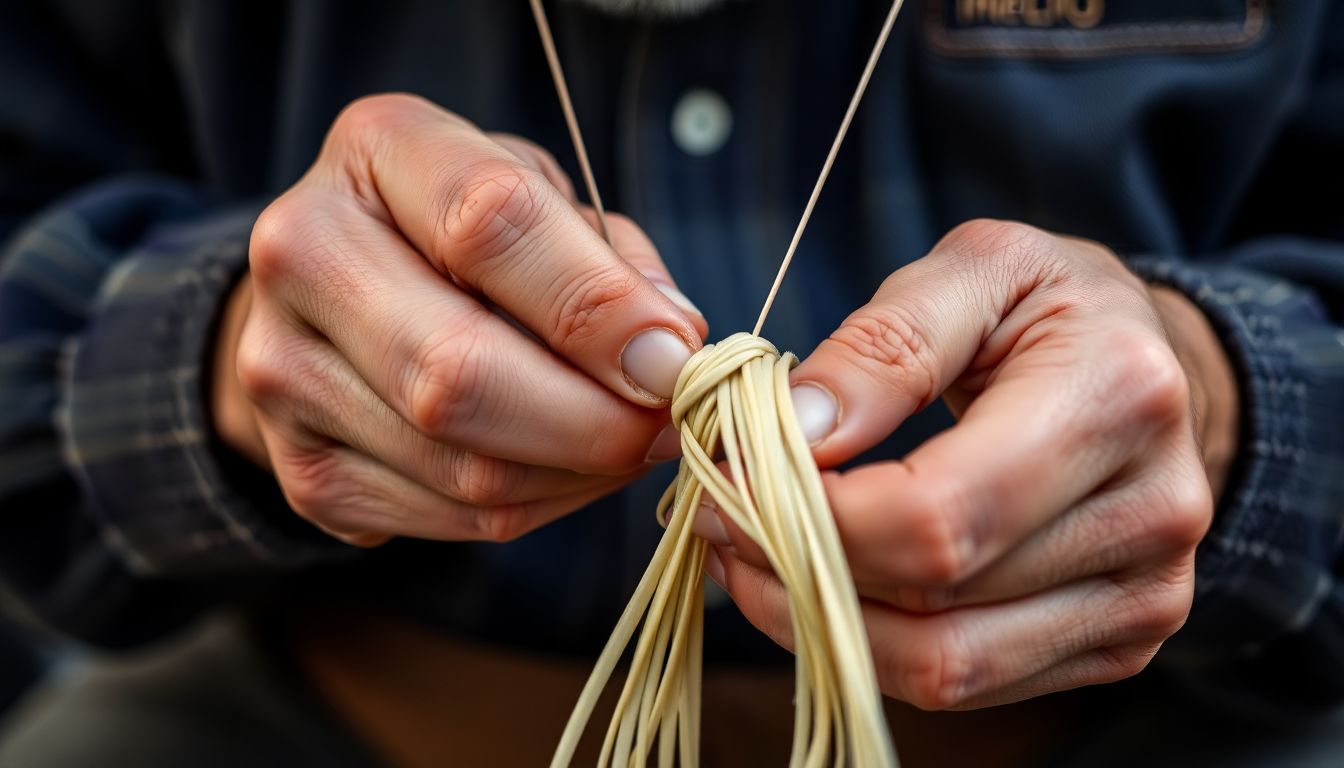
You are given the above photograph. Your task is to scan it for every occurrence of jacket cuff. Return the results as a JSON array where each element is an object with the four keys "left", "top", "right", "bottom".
[
  {"left": 1129, "top": 256, "right": 1344, "bottom": 658},
  {"left": 57, "top": 181, "right": 350, "bottom": 575}
]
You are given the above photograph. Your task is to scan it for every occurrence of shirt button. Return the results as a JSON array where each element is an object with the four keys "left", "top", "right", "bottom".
[{"left": 671, "top": 88, "right": 733, "bottom": 157}]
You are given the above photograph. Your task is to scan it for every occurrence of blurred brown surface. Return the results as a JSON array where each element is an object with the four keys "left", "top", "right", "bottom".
[{"left": 294, "top": 608, "right": 1079, "bottom": 767}]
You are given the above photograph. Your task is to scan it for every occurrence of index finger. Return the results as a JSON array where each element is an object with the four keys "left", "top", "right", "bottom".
[{"left": 350, "top": 95, "right": 701, "bottom": 404}]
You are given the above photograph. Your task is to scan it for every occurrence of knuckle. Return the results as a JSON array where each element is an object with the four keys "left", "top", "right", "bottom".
[
  {"left": 833, "top": 305, "right": 930, "bottom": 369},
  {"left": 317, "top": 502, "right": 385, "bottom": 543},
  {"left": 943, "top": 219, "right": 1054, "bottom": 267},
  {"left": 404, "top": 321, "right": 488, "bottom": 437},
  {"left": 941, "top": 219, "right": 1063, "bottom": 292},
  {"left": 250, "top": 194, "right": 371, "bottom": 321},
  {"left": 1097, "top": 644, "right": 1161, "bottom": 683},
  {"left": 327, "top": 94, "right": 470, "bottom": 211},
  {"left": 275, "top": 447, "right": 402, "bottom": 545},
  {"left": 234, "top": 346, "right": 277, "bottom": 407},
  {"left": 250, "top": 195, "right": 318, "bottom": 286},
  {"left": 893, "top": 627, "right": 974, "bottom": 711},
  {"left": 279, "top": 450, "right": 345, "bottom": 523},
  {"left": 440, "top": 452, "right": 522, "bottom": 507},
  {"left": 441, "top": 162, "right": 553, "bottom": 263},
  {"left": 287, "top": 491, "right": 389, "bottom": 545},
  {"left": 549, "top": 266, "right": 641, "bottom": 351},
  {"left": 829, "top": 304, "right": 939, "bottom": 409},
  {"left": 1154, "top": 580, "right": 1195, "bottom": 638},
  {"left": 329, "top": 93, "right": 428, "bottom": 149},
  {"left": 1110, "top": 333, "right": 1191, "bottom": 426},
  {"left": 472, "top": 504, "right": 535, "bottom": 544},
  {"left": 901, "top": 486, "right": 975, "bottom": 585},
  {"left": 235, "top": 324, "right": 295, "bottom": 408},
  {"left": 238, "top": 334, "right": 349, "bottom": 438},
  {"left": 1118, "top": 568, "right": 1195, "bottom": 642},
  {"left": 1156, "top": 475, "right": 1214, "bottom": 551}
]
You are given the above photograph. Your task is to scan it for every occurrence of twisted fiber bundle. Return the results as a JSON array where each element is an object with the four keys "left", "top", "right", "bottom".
[{"left": 552, "top": 332, "right": 897, "bottom": 767}]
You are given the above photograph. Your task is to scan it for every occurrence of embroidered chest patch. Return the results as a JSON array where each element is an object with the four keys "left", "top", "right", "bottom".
[{"left": 925, "top": 0, "right": 1269, "bottom": 58}]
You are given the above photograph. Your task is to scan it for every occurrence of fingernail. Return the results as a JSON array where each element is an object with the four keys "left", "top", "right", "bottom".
[
  {"left": 790, "top": 383, "right": 839, "bottom": 445},
  {"left": 651, "top": 280, "right": 703, "bottom": 319},
  {"left": 692, "top": 500, "right": 732, "bottom": 546},
  {"left": 704, "top": 547, "right": 726, "bottom": 586},
  {"left": 644, "top": 424, "right": 682, "bottom": 463},
  {"left": 621, "top": 328, "right": 694, "bottom": 401}
]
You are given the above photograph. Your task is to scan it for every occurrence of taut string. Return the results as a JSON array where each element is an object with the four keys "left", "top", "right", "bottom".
[
  {"left": 529, "top": 0, "right": 613, "bottom": 244},
  {"left": 752, "top": 0, "right": 905, "bottom": 335},
  {"left": 528, "top": 0, "right": 905, "bottom": 333}
]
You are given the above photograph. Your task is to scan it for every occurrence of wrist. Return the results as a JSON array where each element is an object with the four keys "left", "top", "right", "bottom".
[
  {"left": 210, "top": 273, "right": 270, "bottom": 467},
  {"left": 1148, "top": 284, "right": 1240, "bottom": 502}
]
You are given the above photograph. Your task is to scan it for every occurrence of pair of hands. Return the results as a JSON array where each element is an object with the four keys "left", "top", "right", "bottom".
[{"left": 212, "top": 94, "right": 1239, "bottom": 709}]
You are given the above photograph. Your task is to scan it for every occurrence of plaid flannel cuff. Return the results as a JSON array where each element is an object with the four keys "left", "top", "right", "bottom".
[
  {"left": 58, "top": 185, "right": 350, "bottom": 575},
  {"left": 1131, "top": 256, "right": 1344, "bottom": 659}
]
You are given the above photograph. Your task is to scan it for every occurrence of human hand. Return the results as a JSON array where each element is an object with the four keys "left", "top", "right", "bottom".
[
  {"left": 210, "top": 94, "right": 706, "bottom": 546},
  {"left": 699, "top": 220, "right": 1239, "bottom": 709}
]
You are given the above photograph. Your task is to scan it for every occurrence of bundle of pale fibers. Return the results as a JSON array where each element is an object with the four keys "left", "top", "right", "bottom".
[
  {"left": 552, "top": 333, "right": 897, "bottom": 767},
  {"left": 529, "top": 0, "right": 907, "bottom": 763}
]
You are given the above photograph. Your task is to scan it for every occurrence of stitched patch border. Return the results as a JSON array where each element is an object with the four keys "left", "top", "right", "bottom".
[{"left": 924, "top": 0, "right": 1269, "bottom": 59}]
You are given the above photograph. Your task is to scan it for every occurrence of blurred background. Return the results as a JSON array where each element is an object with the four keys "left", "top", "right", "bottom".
[{"left": 0, "top": 613, "right": 45, "bottom": 722}]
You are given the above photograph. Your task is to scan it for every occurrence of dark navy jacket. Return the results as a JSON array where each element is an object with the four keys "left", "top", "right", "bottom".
[{"left": 2, "top": 0, "right": 1343, "bottom": 726}]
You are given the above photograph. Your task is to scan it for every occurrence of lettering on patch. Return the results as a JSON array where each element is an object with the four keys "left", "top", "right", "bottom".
[
  {"left": 956, "top": 0, "right": 1105, "bottom": 30},
  {"left": 926, "top": 0, "right": 1268, "bottom": 59}
]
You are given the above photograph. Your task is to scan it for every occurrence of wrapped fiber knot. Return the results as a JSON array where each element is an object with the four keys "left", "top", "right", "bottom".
[{"left": 553, "top": 332, "right": 898, "bottom": 768}]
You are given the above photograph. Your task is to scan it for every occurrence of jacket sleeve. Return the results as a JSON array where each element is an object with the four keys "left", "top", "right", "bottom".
[
  {"left": 1119, "top": 4, "right": 1344, "bottom": 710},
  {"left": 1131, "top": 244, "right": 1344, "bottom": 711},
  {"left": 0, "top": 7, "right": 349, "bottom": 648},
  {"left": 0, "top": 180, "right": 352, "bottom": 648}
]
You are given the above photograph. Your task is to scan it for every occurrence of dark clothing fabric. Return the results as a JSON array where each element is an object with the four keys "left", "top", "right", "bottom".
[
  {"left": 0, "top": 618, "right": 41, "bottom": 716},
  {"left": 1, "top": 0, "right": 1343, "bottom": 734}
]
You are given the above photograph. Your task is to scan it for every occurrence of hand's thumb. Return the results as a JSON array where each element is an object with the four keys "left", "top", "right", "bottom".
[{"left": 787, "top": 263, "right": 990, "bottom": 468}]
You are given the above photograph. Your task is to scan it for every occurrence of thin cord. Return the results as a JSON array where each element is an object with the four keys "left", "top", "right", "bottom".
[
  {"left": 536, "top": 5, "right": 910, "bottom": 765},
  {"left": 530, "top": 0, "right": 612, "bottom": 244},
  {"left": 752, "top": 0, "right": 905, "bottom": 336}
]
